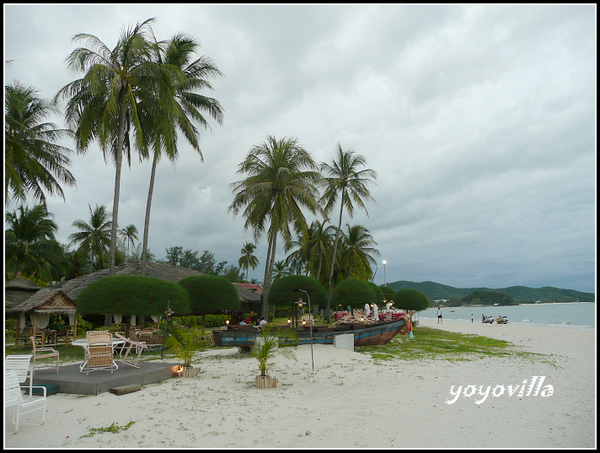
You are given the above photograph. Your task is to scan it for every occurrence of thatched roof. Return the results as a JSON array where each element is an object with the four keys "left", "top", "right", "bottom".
[
  {"left": 5, "top": 278, "right": 42, "bottom": 310},
  {"left": 7, "top": 288, "right": 76, "bottom": 315},
  {"left": 52, "top": 260, "right": 261, "bottom": 303}
]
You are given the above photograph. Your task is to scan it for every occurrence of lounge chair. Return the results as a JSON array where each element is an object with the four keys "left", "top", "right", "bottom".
[
  {"left": 5, "top": 354, "right": 34, "bottom": 397},
  {"left": 5, "top": 370, "right": 47, "bottom": 434},
  {"left": 29, "top": 336, "right": 60, "bottom": 376}
]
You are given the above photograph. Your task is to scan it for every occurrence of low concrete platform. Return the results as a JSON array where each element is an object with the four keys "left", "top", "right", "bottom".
[{"left": 28, "top": 361, "right": 179, "bottom": 396}]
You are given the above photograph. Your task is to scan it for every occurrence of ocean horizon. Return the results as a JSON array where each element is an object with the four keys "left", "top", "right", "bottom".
[{"left": 417, "top": 301, "right": 596, "bottom": 331}]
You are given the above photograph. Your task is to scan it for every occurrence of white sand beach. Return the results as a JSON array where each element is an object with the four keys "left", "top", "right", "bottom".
[{"left": 5, "top": 319, "right": 596, "bottom": 449}]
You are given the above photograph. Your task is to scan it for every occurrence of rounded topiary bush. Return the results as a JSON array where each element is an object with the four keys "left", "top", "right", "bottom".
[
  {"left": 394, "top": 288, "right": 430, "bottom": 312},
  {"left": 77, "top": 275, "right": 190, "bottom": 316},
  {"left": 268, "top": 275, "right": 327, "bottom": 309},
  {"left": 331, "top": 278, "right": 378, "bottom": 309},
  {"left": 178, "top": 275, "right": 240, "bottom": 314}
]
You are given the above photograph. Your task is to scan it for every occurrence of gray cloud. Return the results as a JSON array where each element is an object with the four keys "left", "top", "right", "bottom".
[{"left": 4, "top": 4, "right": 596, "bottom": 293}]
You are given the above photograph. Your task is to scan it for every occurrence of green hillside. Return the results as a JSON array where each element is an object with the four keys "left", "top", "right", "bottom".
[{"left": 387, "top": 281, "right": 595, "bottom": 303}]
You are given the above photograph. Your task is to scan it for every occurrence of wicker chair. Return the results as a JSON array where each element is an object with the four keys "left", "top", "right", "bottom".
[
  {"left": 29, "top": 336, "right": 60, "bottom": 376},
  {"left": 115, "top": 333, "right": 148, "bottom": 368},
  {"left": 85, "top": 331, "right": 116, "bottom": 375}
]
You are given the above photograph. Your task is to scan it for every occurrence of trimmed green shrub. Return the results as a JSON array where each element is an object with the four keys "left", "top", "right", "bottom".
[
  {"left": 268, "top": 275, "right": 327, "bottom": 309},
  {"left": 394, "top": 288, "right": 430, "bottom": 312},
  {"left": 331, "top": 278, "right": 378, "bottom": 309},
  {"left": 178, "top": 275, "right": 240, "bottom": 314},
  {"left": 77, "top": 275, "right": 190, "bottom": 316},
  {"left": 380, "top": 285, "right": 395, "bottom": 301}
]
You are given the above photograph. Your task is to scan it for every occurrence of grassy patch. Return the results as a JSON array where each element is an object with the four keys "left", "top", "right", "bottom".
[
  {"left": 357, "top": 327, "right": 540, "bottom": 363},
  {"left": 80, "top": 421, "right": 135, "bottom": 438}
]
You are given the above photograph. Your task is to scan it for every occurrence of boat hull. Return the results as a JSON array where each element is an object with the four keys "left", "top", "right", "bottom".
[{"left": 212, "top": 319, "right": 406, "bottom": 348}]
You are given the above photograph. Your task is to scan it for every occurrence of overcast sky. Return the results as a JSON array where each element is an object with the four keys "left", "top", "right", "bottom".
[{"left": 4, "top": 4, "right": 597, "bottom": 293}]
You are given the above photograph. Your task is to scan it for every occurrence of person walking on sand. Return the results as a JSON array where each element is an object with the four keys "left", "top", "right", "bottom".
[
  {"left": 471, "top": 314, "right": 474, "bottom": 323},
  {"left": 437, "top": 307, "right": 443, "bottom": 324}
]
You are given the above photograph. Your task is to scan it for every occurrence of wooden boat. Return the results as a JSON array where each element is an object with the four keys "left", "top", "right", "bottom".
[{"left": 212, "top": 317, "right": 408, "bottom": 350}]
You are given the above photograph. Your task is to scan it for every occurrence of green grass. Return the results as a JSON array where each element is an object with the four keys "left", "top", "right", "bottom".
[{"left": 358, "top": 326, "right": 541, "bottom": 363}]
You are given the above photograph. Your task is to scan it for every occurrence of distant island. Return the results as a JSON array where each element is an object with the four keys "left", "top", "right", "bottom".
[{"left": 387, "top": 280, "right": 595, "bottom": 305}]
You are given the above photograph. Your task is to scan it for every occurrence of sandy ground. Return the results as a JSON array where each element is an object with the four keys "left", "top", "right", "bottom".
[{"left": 4, "top": 319, "right": 596, "bottom": 449}]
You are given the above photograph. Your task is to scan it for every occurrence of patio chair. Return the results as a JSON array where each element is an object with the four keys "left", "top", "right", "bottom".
[
  {"left": 29, "top": 336, "right": 60, "bottom": 376},
  {"left": 115, "top": 333, "right": 148, "bottom": 368},
  {"left": 85, "top": 331, "right": 116, "bottom": 375},
  {"left": 5, "top": 355, "right": 34, "bottom": 397},
  {"left": 5, "top": 370, "right": 47, "bottom": 434}
]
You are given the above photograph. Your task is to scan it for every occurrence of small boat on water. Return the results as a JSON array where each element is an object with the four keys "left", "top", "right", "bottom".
[{"left": 212, "top": 317, "right": 409, "bottom": 350}]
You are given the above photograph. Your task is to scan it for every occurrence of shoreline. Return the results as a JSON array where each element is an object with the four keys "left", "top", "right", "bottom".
[{"left": 5, "top": 321, "right": 596, "bottom": 449}]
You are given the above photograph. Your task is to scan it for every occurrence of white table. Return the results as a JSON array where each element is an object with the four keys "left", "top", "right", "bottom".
[{"left": 72, "top": 338, "right": 125, "bottom": 373}]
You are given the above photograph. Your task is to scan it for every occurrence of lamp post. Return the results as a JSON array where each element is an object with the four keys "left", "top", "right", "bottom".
[
  {"left": 161, "top": 301, "right": 173, "bottom": 360},
  {"left": 298, "top": 289, "right": 315, "bottom": 372},
  {"left": 382, "top": 260, "right": 387, "bottom": 286}
]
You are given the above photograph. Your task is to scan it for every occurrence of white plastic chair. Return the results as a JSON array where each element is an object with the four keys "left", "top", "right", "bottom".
[
  {"left": 5, "top": 370, "right": 47, "bottom": 434},
  {"left": 5, "top": 355, "right": 34, "bottom": 397}
]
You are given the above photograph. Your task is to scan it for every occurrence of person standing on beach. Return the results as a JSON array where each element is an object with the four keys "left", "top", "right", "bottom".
[
  {"left": 471, "top": 314, "right": 474, "bottom": 323},
  {"left": 437, "top": 307, "right": 443, "bottom": 324}
]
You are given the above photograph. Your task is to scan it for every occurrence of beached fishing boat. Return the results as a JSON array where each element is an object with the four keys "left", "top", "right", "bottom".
[{"left": 212, "top": 317, "right": 409, "bottom": 350}]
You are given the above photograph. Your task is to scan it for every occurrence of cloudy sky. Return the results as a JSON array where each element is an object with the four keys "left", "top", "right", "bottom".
[{"left": 4, "top": 4, "right": 596, "bottom": 293}]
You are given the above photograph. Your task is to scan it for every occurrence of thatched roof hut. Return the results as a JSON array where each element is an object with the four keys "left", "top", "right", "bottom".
[
  {"left": 50, "top": 260, "right": 261, "bottom": 305},
  {"left": 5, "top": 278, "right": 41, "bottom": 310},
  {"left": 7, "top": 287, "right": 78, "bottom": 344}
]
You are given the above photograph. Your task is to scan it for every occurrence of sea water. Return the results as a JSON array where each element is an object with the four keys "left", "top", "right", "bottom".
[{"left": 418, "top": 302, "right": 596, "bottom": 330}]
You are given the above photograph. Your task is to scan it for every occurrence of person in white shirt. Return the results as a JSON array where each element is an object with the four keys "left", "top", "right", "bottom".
[
  {"left": 259, "top": 317, "right": 268, "bottom": 328},
  {"left": 372, "top": 303, "right": 379, "bottom": 321},
  {"left": 364, "top": 303, "right": 371, "bottom": 318}
]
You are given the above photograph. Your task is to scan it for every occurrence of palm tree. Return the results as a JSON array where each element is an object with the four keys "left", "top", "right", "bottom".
[
  {"left": 320, "top": 144, "right": 377, "bottom": 322},
  {"left": 229, "top": 135, "right": 321, "bottom": 319},
  {"left": 68, "top": 204, "right": 112, "bottom": 271},
  {"left": 5, "top": 82, "right": 76, "bottom": 206},
  {"left": 272, "top": 260, "right": 291, "bottom": 282},
  {"left": 5, "top": 204, "right": 63, "bottom": 282},
  {"left": 238, "top": 242, "right": 259, "bottom": 288},
  {"left": 139, "top": 33, "right": 224, "bottom": 275},
  {"left": 285, "top": 218, "right": 336, "bottom": 284},
  {"left": 56, "top": 18, "right": 158, "bottom": 275},
  {"left": 120, "top": 224, "right": 138, "bottom": 257},
  {"left": 339, "top": 224, "right": 380, "bottom": 281}
]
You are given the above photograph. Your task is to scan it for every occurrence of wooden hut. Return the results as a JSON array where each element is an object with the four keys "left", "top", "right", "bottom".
[{"left": 7, "top": 288, "right": 78, "bottom": 347}]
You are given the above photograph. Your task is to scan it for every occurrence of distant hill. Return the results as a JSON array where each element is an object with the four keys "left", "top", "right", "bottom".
[{"left": 387, "top": 281, "right": 595, "bottom": 303}]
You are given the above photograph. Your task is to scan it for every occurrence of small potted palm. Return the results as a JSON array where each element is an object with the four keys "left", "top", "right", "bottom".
[
  {"left": 251, "top": 325, "right": 297, "bottom": 388},
  {"left": 166, "top": 327, "right": 208, "bottom": 378}
]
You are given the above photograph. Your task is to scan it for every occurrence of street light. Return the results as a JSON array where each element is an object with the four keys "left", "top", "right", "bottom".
[
  {"left": 382, "top": 260, "right": 387, "bottom": 286},
  {"left": 298, "top": 289, "right": 315, "bottom": 372}
]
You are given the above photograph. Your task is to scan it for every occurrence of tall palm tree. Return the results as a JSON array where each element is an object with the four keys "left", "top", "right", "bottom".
[
  {"left": 339, "top": 224, "right": 380, "bottom": 281},
  {"left": 139, "top": 33, "right": 224, "bottom": 275},
  {"left": 5, "top": 82, "right": 76, "bottom": 206},
  {"left": 56, "top": 18, "right": 158, "bottom": 275},
  {"left": 320, "top": 144, "right": 377, "bottom": 322},
  {"left": 68, "top": 204, "right": 112, "bottom": 271},
  {"left": 120, "top": 224, "right": 138, "bottom": 257},
  {"left": 238, "top": 242, "right": 259, "bottom": 288},
  {"left": 5, "top": 204, "right": 63, "bottom": 282},
  {"left": 229, "top": 135, "right": 321, "bottom": 319}
]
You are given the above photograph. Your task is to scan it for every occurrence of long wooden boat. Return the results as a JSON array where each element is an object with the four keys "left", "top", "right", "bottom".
[{"left": 212, "top": 317, "right": 409, "bottom": 350}]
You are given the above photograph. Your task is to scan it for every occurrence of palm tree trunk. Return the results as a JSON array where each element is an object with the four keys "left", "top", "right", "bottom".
[
  {"left": 141, "top": 152, "right": 159, "bottom": 276},
  {"left": 109, "top": 107, "right": 127, "bottom": 276},
  {"left": 326, "top": 191, "right": 346, "bottom": 323},
  {"left": 260, "top": 233, "right": 278, "bottom": 320}
]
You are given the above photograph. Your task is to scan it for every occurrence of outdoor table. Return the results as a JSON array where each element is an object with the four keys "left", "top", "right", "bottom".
[{"left": 72, "top": 338, "right": 125, "bottom": 373}]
